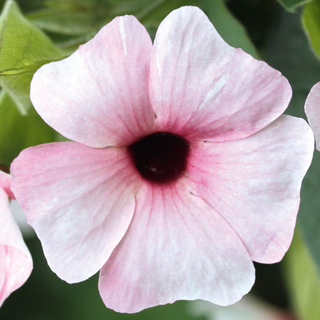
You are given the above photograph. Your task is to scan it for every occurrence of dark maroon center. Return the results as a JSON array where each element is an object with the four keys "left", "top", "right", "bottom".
[{"left": 128, "top": 132, "right": 190, "bottom": 184}]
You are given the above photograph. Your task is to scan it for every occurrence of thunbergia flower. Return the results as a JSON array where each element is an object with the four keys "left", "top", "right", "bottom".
[
  {"left": 305, "top": 82, "right": 320, "bottom": 151},
  {"left": 0, "top": 170, "right": 32, "bottom": 306},
  {"left": 11, "top": 6, "right": 313, "bottom": 313}
]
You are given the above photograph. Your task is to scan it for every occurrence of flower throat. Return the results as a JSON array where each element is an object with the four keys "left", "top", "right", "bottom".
[{"left": 128, "top": 132, "right": 190, "bottom": 184}]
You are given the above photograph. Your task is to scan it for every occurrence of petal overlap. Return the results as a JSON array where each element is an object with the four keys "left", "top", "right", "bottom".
[
  {"left": 150, "top": 6, "right": 292, "bottom": 142},
  {"left": 99, "top": 182, "right": 255, "bottom": 313},
  {"left": 0, "top": 171, "right": 15, "bottom": 200},
  {"left": 0, "top": 184, "right": 32, "bottom": 306},
  {"left": 11, "top": 142, "right": 141, "bottom": 283},
  {"left": 187, "top": 115, "right": 313, "bottom": 263}
]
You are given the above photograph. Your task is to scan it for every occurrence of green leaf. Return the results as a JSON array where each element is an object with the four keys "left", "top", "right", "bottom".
[
  {"left": 27, "top": 0, "right": 168, "bottom": 37},
  {"left": 276, "top": 0, "right": 311, "bottom": 12},
  {"left": 0, "top": 0, "right": 66, "bottom": 113},
  {"left": 303, "top": 0, "right": 320, "bottom": 59},
  {"left": 0, "top": 62, "right": 41, "bottom": 115},
  {"left": 285, "top": 230, "right": 320, "bottom": 320},
  {"left": 27, "top": 10, "right": 101, "bottom": 35},
  {"left": 45, "top": 0, "right": 107, "bottom": 11},
  {"left": 44, "top": 32, "right": 94, "bottom": 52},
  {"left": 26, "top": 0, "right": 113, "bottom": 36},
  {"left": 0, "top": 90, "right": 57, "bottom": 167},
  {"left": 16, "top": 0, "right": 47, "bottom": 13},
  {"left": 26, "top": 0, "right": 150, "bottom": 42},
  {"left": 27, "top": 0, "right": 258, "bottom": 57}
]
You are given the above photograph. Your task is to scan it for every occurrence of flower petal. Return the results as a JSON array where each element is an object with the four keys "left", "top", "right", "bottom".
[
  {"left": 188, "top": 115, "right": 313, "bottom": 263},
  {"left": 304, "top": 82, "right": 320, "bottom": 150},
  {"left": 0, "top": 188, "right": 32, "bottom": 306},
  {"left": 0, "top": 171, "right": 15, "bottom": 199},
  {"left": 98, "top": 182, "right": 255, "bottom": 313},
  {"left": 11, "top": 142, "right": 141, "bottom": 283},
  {"left": 150, "top": 6, "right": 291, "bottom": 142},
  {"left": 30, "top": 16, "right": 155, "bottom": 148}
]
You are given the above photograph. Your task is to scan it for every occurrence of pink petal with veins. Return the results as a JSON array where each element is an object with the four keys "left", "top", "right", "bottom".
[
  {"left": 188, "top": 115, "right": 313, "bottom": 263},
  {"left": 0, "top": 175, "right": 32, "bottom": 306},
  {"left": 150, "top": 7, "right": 292, "bottom": 142},
  {"left": 11, "top": 142, "right": 141, "bottom": 283},
  {"left": 31, "top": 16, "right": 155, "bottom": 148},
  {"left": 0, "top": 171, "right": 15, "bottom": 200},
  {"left": 99, "top": 182, "right": 255, "bottom": 313}
]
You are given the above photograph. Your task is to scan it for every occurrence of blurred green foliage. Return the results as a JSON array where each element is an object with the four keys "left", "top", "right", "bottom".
[
  {"left": 303, "top": 0, "right": 320, "bottom": 59},
  {"left": 285, "top": 231, "right": 320, "bottom": 320},
  {"left": 0, "top": 91, "right": 57, "bottom": 167},
  {"left": 263, "top": 3, "right": 320, "bottom": 281},
  {"left": 276, "top": 0, "right": 311, "bottom": 12}
]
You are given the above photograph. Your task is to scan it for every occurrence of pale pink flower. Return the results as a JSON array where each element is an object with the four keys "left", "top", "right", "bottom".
[
  {"left": 305, "top": 82, "right": 320, "bottom": 150},
  {"left": 11, "top": 6, "right": 313, "bottom": 313},
  {"left": 0, "top": 170, "right": 32, "bottom": 306}
]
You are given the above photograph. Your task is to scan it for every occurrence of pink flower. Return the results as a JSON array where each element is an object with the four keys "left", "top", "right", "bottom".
[
  {"left": 11, "top": 6, "right": 313, "bottom": 314},
  {"left": 305, "top": 82, "right": 320, "bottom": 150},
  {"left": 0, "top": 170, "right": 32, "bottom": 306}
]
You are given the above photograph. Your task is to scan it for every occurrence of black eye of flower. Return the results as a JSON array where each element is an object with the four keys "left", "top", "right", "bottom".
[{"left": 128, "top": 132, "right": 190, "bottom": 184}]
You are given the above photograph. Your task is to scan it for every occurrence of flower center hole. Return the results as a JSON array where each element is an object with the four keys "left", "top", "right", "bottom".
[{"left": 128, "top": 132, "right": 190, "bottom": 184}]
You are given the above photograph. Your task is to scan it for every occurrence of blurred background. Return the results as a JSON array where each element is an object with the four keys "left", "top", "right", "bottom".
[{"left": 1, "top": 0, "right": 320, "bottom": 319}]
